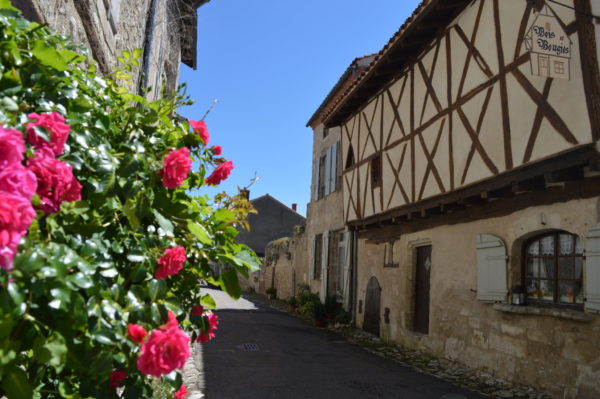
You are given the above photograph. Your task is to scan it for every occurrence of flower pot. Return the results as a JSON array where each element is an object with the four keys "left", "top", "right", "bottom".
[{"left": 314, "top": 320, "right": 327, "bottom": 328}]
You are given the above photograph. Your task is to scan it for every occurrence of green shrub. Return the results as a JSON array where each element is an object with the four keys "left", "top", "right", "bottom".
[
  {"left": 0, "top": 4, "right": 259, "bottom": 398},
  {"left": 334, "top": 310, "right": 352, "bottom": 325}
]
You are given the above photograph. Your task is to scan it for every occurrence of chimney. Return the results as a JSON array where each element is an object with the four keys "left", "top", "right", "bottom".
[
  {"left": 240, "top": 189, "right": 250, "bottom": 200},
  {"left": 292, "top": 203, "right": 297, "bottom": 212}
]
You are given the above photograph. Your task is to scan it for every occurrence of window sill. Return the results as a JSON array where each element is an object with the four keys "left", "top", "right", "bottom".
[{"left": 492, "top": 303, "right": 595, "bottom": 323}]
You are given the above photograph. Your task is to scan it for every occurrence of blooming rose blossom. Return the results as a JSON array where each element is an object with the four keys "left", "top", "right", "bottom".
[
  {"left": 191, "top": 305, "right": 204, "bottom": 317},
  {"left": 109, "top": 370, "right": 127, "bottom": 388},
  {"left": 174, "top": 384, "right": 188, "bottom": 399},
  {"left": 0, "top": 193, "right": 36, "bottom": 270},
  {"left": 204, "top": 161, "right": 234, "bottom": 186},
  {"left": 27, "top": 149, "right": 82, "bottom": 214},
  {"left": 26, "top": 112, "right": 71, "bottom": 156},
  {"left": 190, "top": 120, "right": 209, "bottom": 145},
  {"left": 197, "top": 312, "right": 219, "bottom": 343},
  {"left": 127, "top": 324, "right": 147, "bottom": 344},
  {"left": 137, "top": 324, "right": 191, "bottom": 377},
  {"left": 210, "top": 145, "right": 222, "bottom": 155},
  {"left": 162, "top": 311, "right": 179, "bottom": 329},
  {"left": 0, "top": 127, "right": 25, "bottom": 168},
  {"left": 159, "top": 148, "right": 192, "bottom": 189},
  {"left": 155, "top": 246, "right": 186, "bottom": 279},
  {"left": 0, "top": 164, "right": 37, "bottom": 200}
]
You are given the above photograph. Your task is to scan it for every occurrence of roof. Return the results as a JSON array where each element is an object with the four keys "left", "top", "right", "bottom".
[
  {"left": 306, "top": 54, "right": 376, "bottom": 127},
  {"left": 236, "top": 194, "right": 306, "bottom": 256},
  {"left": 179, "top": 0, "right": 211, "bottom": 69},
  {"left": 323, "top": 0, "right": 472, "bottom": 127}
]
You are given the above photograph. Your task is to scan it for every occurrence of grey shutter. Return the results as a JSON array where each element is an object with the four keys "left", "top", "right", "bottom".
[
  {"left": 309, "top": 236, "right": 316, "bottom": 280},
  {"left": 585, "top": 225, "right": 600, "bottom": 312},
  {"left": 314, "top": 158, "right": 320, "bottom": 201},
  {"left": 320, "top": 231, "right": 329, "bottom": 303},
  {"left": 324, "top": 147, "right": 331, "bottom": 196},
  {"left": 475, "top": 234, "right": 508, "bottom": 302},
  {"left": 330, "top": 143, "right": 338, "bottom": 192},
  {"left": 342, "top": 229, "right": 353, "bottom": 311}
]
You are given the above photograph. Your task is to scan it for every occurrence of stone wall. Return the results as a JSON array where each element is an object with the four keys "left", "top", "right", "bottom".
[
  {"left": 13, "top": 0, "right": 182, "bottom": 97},
  {"left": 354, "top": 197, "right": 600, "bottom": 398},
  {"left": 260, "top": 228, "right": 309, "bottom": 299}
]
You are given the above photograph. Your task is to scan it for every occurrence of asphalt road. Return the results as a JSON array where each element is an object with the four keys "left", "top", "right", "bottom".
[{"left": 202, "top": 289, "right": 486, "bottom": 399}]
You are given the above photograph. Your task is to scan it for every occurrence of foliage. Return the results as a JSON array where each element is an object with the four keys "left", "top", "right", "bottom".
[
  {"left": 287, "top": 297, "right": 297, "bottom": 307},
  {"left": 334, "top": 310, "right": 352, "bottom": 325},
  {"left": 324, "top": 294, "right": 338, "bottom": 315},
  {"left": 265, "top": 287, "right": 277, "bottom": 297},
  {"left": 0, "top": 5, "right": 259, "bottom": 398}
]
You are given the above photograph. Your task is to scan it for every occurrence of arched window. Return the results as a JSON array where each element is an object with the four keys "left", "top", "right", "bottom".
[{"left": 523, "top": 232, "right": 584, "bottom": 307}]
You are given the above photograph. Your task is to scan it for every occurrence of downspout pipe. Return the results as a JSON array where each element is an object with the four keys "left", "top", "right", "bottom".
[{"left": 139, "top": 0, "right": 160, "bottom": 95}]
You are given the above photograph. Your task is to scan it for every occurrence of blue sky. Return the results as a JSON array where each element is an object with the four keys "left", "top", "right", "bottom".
[{"left": 178, "top": 1, "right": 421, "bottom": 216}]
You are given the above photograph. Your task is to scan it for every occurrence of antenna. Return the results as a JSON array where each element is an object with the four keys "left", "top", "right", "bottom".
[
  {"left": 201, "top": 99, "right": 220, "bottom": 121},
  {"left": 245, "top": 172, "right": 262, "bottom": 189}
]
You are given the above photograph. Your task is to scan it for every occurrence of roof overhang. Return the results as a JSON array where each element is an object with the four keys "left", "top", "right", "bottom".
[
  {"left": 323, "top": 0, "right": 472, "bottom": 128},
  {"left": 180, "top": 0, "right": 211, "bottom": 70}
]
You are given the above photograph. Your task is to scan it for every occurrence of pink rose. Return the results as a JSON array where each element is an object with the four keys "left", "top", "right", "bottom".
[
  {"left": 109, "top": 370, "right": 127, "bottom": 388},
  {"left": 159, "top": 148, "right": 192, "bottom": 189},
  {"left": 0, "top": 163, "right": 38, "bottom": 200},
  {"left": 0, "top": 192, "right": 36, "bottom": 270},
  {"left": 174, "top": 384, "right": 188, "bottom": 399},
  {"left": 27, "top": 149, "right": 82, "bottom": 214},
  {"left": 197, "top": 312, "right": 219, "bottom": 343},
  {"left": 136, "top": 325, "right": 191, "bottom": 377},
  {"left": 155, "top": 246, "right": 186, "bottom": 279},
  {"left": 0, "top": 126, "right": 25, "bottom": 168},
  {"left": 161, "top": 311, "right": 179, "bottom": 330},
  {"left": 210, "top": 145, "right": 222, "bottom": 155},
  {"left": 26, "top": 112, "right": 71, "bottom": 156},
  {"left": 191, "top": 305, "right": 204, "bottom": 317},
  {"left": 127, "top": 324, "right": 147, "bottom": 344},
  {"left": 190, "top": 120, "right": 209, "bottom": 145},
  {"left": 205, "top": 160, "right": 234, "bottom": 186}
]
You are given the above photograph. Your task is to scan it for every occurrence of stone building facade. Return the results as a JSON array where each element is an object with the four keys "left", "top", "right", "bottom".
[
  {"left": 12, "top": 0, "right": 209, "bottom": 98},
  {"left": 313, "top": 0, "right": 600, "bottom": 397}
]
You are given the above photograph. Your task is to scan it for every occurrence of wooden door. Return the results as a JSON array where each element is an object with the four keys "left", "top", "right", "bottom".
[
  {"left": 414, "top": 246, "right": 432, "bottom": 334},
  {"left": 363, "top": 276, "right": 381, "bottom": 336},
  {"left": 538, "top": 54, "right": 550, "bottom": 77}
]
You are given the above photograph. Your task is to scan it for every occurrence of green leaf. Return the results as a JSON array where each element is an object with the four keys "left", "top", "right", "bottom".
[
  {"left": 147, "top": 279, "right": 166, "bottom": 302},
  {"left": 3, "top": 366, "right": 33, "bottom": 399},
  {"left": 0, "top": 0, "right": 18, "bottom": 11},
  {"left": 124, "top": 198, "right": 140, "bottom": 230},
  {"left": 152, "top": 209, "right": 174, "bottom": 236},
  {"left": 31, "top": 41, "right": 68, "bottom": 71},
  {"left": 200, "top": 294, "right": 216, "bottom": 309},
  {"left": 220, "top": 269, "right": 241, "bottom": 300},
  {"left": 187, "top": 221, "right": 213, "bottom": 245}
]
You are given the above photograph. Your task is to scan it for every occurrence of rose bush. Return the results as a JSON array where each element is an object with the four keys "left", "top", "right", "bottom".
[{"left": 0, "top": 4, "right": 258, "bottom": 398}]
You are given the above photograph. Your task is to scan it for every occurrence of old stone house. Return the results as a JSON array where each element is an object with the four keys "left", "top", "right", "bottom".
[
  {"left": 12, "top": 0, "right": 209, "bottom": 98},
  {"left": 311, "top": 0, "right": 600, "bottom": 398}
]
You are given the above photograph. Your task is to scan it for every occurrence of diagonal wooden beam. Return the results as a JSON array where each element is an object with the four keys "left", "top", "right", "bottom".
[
  {"left": 513, "top": 2, "right": 533, "bottom": 61},
  {"left": 494, "top": 0, "right": 513, "bottom": 170},
  {"left": 461, "top": 86, "right": 494, "bottom": 185},
  {"left": 418, "top": 118, "right": 446, "bottom": 200},
  {"left": 417, "top": 119, "right": 446, "bottom": 198},
  {"left": 418, "top": 39, "right": 443, "bottom": 125},
  {"left": 523, "top": 79, "right": 553, "bottom": 164},
  {"left": 512, "top": 68, "right": 578, "bottom": 145},
  {"left": 456, "top": 107, "right": 500, "bottom": 176},
  {"left": 386, "top": 146, "right": 410, "bottom": 205}
]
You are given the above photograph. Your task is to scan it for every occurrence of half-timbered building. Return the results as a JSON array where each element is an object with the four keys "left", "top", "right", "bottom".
[{"left": 316, "top": 0, "right": 600, "bottom": 397}]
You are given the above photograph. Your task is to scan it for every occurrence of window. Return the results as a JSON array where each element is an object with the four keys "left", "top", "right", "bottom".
[
  {"left": 318, "top": 155, "right": 326, "bottom": 199},
  {"left": 554, "top": 60, "right": 565, "bottom": 74},
  {"left": 346, "top": 145, "right": 355, "bottom": 169},
  {"left": 371, "top": 154, "right": 382, "bottom": 188},
  {"left": 323, "top": 127, "right": 329, "bottom": 138},
  {"left": 523, "top": 232, "right": 584, "bottom": 307},
  {"left": 314, "top": 141, "right": 340, "bottom": 200},
  {"left": 313, "top": 234, "right": 323, "bottom": 280},
  {"left": 384, "top": 241, "right": 398, "bottom": 268},
  {"left": 337, "top": 231, "right": 345, "bottom": 293}
]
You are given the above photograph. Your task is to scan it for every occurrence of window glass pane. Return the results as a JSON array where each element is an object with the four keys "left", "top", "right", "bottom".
[
  {"left": 558, "top": 257, "right": 574, "bottom": 279},
  {"left": 526, "top": 280, "right": 540, "bottom": 299},
  {"left": 575, "top": 257, "right": 583, "bottom": 279},
  {"left": 559, "top": 234, "right": 574, "bottom": 255},
  {"left": 527, "top": 258, "right": 540, "bottom": 278},
  {"left": 575, "top": 236, "right": 583, "bottom": 254},
  {"left": 540, "top": 257, "right": 554, "bottom": 278},
  {"left": 527, "top": 240, "right": 539, "bottom": 255},
  {"left": 539, "top": 280, "right": 554, "bottom": 301},
  {"left": 540, "top": 236, "right": 554, "bottom": 255},
  {"left": 559, "top": 281, "right": 576, "bottom": 304},
  {"left": 575, "top": 280, "right": 584, "bottom": 304}
]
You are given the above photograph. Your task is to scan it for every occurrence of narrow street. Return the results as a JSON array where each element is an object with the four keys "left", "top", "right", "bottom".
[{"left": 202, "top": 289, "right": 486, "bottom": 399}]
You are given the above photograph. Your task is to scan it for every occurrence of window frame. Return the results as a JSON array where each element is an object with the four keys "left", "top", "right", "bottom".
[
  {"left": 313, "top": 234, "right": 323, "bottom": 280},
  {"left": 521, "top": 231, "right": 584, "bottom": 310},
  {"left": 370, "top": 154, "right": 382, "bottom": 188}
]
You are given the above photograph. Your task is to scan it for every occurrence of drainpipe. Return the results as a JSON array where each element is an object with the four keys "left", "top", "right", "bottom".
[
  {"left": 139, "top": 0, "right": 160, "bottom": 95},
  {"left": 351, "top": 230, "right": 358, "bottom": 325}
]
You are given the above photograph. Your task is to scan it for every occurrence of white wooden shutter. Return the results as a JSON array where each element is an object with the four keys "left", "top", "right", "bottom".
[
  {"left": 585, "top": 225, "right": 600, "bottom": 312},
  {"left": 320, "top": 231, "right": 329, "bottom": 303},
  {"left": 324, "top": 147, "right": 331, "bottom": 196},
  {"left": 475, "top": 234, "right": 508, "bottom": 302},
  {"left": 342, "top": 229, "right": 353, "bottom": 311}
]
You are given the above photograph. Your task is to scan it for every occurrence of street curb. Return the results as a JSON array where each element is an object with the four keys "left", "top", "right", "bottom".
[{"left": 182, "top": 342, "right": 206, "bottom": 398}]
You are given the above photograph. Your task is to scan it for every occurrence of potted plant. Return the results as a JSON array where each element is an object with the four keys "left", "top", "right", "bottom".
[
  {"left": 288, "top": 297, "right": 298, "bottom": 313},
  {"left": 266, "top": 287, "right": 277, "bottom": 300},
  {"left": 313, "top": 302, "right": 327, "bottom": 328}
]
